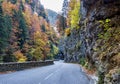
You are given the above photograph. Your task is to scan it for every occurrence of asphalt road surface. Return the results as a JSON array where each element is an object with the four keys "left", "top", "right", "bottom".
[{"left": 0, "top": 61, "right": 92, "bottom": 84}]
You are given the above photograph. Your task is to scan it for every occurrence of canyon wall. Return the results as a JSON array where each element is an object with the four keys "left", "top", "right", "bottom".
[{"left": 63, "top": 0, "right": 120, "bottom": 83}]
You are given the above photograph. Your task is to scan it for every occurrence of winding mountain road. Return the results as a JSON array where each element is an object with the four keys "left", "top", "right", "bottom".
[{"left": 0, "top": 61, "right": 92, "bottom": 84}]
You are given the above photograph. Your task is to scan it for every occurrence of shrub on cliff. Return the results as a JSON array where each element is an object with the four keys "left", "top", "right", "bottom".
[{"left": 65, "top": 28, "right": 71, "bottom": 36}]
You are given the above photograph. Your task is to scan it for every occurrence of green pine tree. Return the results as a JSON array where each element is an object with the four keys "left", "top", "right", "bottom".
[
  {"left": 0, "top": 3, "right": 7, "bottom": 53},
  {"left": 17, "top": 9, "right": 28, "bottom": 49},
  {"left": 0, "top": 3, "right": 13, "bottom": 62}
]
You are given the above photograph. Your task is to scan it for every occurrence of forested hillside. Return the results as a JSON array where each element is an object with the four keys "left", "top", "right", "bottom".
[
  {"left": 59, "top": 0, "right": 120, "bottom": 83},
  {"left": 0, "top": 0, "right": 59, "bottom": 63}
]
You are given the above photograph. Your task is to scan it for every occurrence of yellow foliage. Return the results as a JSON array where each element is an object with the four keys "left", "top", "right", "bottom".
[
  {"left": 34, "top": 31, "right": 46, "bottom": 47},
  {"left": 31, "top": 31, "right": 50, "bottom": 60},
  {"left": 33, "top": 47, "right": 43, "bottom": 61},
  {"left": 23, "top": 6, "right": 32, "bottom": 28},
  {"left": 68, "top": 0, "right": 80, "bottom": 28},
  {"left": 18, "top": 58, "right": 26, "bottom": 62},
  {"left": 65, "top": 28, "right": 71, "bottom": 36},
  {"left": 13, "top": 51, "right": 27, "bottom": 62}
]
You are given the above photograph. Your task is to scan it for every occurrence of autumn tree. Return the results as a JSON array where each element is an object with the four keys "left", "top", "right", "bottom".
[
  {"left": 2, "top": 1, "right": 17, "bottom": 16},
  {"left": 67, "top": 0, "right": 80, "bottom": 28},
  {"left": 0, "top": 0, "right": 55, "bottom": 62}
]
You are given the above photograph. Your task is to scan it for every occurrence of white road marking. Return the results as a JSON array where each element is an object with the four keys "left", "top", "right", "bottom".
[
  {"left": 44, "top": 73, "right": 54, "bottom": 80},
  {"left": 44, "top": 68, "right": 60, "bottom": 80}
]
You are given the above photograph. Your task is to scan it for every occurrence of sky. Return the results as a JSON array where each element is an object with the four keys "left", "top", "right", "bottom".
[{"left": 40, "top": 0, "right": 64, "bottom": 13}]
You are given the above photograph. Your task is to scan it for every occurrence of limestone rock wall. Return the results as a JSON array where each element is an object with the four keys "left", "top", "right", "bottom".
[{"left": 63, "top": 0, "right": 120, "bottom": 83}]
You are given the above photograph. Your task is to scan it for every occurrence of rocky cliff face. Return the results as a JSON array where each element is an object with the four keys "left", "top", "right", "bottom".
[
  {"left": 63, "top": 0, "right": 120, "bottom": 83},
  {"left": 62, "top": 0, "right": 69, "bottom": 18},
  {"left": 30, "top": 0, "right": 48, "bottom": 20},
  {"left": 46, "top": 9, "right": 58, "bottom": 26}
]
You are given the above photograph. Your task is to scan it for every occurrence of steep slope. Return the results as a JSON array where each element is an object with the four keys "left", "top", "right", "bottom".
[
  {"left": 30, "top": 0, "right": 48, "bottom": 21},
  {"left": 46, "top": 9, "right": 58, "bottom": 26},
  {"left": 0, "top": 0, "right": 57, "bottom": 63},
  {"left": 62, "top": 0, "right": 120, "bottom": 83},
  {"left": 62, "top": 0, "right": 69, "bottom": 17}
]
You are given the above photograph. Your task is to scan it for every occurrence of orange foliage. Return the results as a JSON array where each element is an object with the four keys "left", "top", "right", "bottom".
[
  {"left": 13, "top": 51, "right": 27, "bottom": 62},
  {"left": 8, "top": 21, "right": 19, "bottom": 52},
  {"left": 44, "top": 20, "right": 50, "bottom": 31},
  {"left": 1, "top": 0, "right": 52, "bottom": 62},
  {"left": 2, "top": 1, "right": 18, "bottom": 16},
  {"left": 23, "top": 4, "right": 32, "bottom": 28},
  {"left": 31, "top": 13, "right": 41, "bottom": 32}
]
